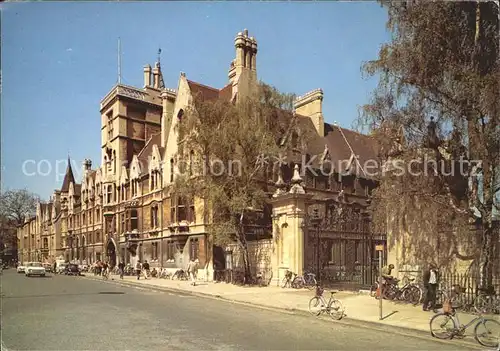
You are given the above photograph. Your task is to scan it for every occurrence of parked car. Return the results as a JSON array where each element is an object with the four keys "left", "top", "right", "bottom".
[
  {"left": 25, "top": 262, "right": 46, "bottom": 277},
  {"left": 64, "top": 263, "right": 81, "bottom": 276},
  {"left": 17, "top": 264, "right": 26, "bottom": 273}
]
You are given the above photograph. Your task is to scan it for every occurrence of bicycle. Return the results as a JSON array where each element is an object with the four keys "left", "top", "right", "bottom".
[
  {"left": 429, "top": 299, "right": 500, "bottom": 348},
  {"left": 281, "top": 270, "right": 303, "bottom": 289},
  {"left": 474, "top": 286, "right": 500, "bottom": 315},
  {"left": 308, "top": 285, "right": 345, "bottom": 320}
]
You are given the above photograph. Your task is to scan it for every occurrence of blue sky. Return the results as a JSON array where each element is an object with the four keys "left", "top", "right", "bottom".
[{"left": 1, "top": 2, "right": 390, "bottom": 200}]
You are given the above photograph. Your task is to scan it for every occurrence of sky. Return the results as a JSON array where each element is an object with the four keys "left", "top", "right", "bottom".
[{"left": 1, "top": 1, "right": 390, "bottom": 200}]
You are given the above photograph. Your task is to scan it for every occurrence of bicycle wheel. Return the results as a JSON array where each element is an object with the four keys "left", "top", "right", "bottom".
[
  {"left": 306, "top": 277, "right": 317, "bottom": 290},
  {"left": 405, "top": 285, "right": 422, "bottom": 306},
  {"left": 308, "top": 296, "right": 323, "bottom": 316},
  {"left": 474, "top": 318, "right": 500, "bottom": 348},
  {"left": 281, "top": 277, "right": 289, "bottom": 288},
  {"left": 429, "top": 312, "right": 457, "bottom": 339},
  {"left": 292, "top": 278, "right": 304, "bottom": 289},
  {"left": 327, "top": 299, "right": 345, "bottom": 320},
  {"left": 474, "top": 295, "right": 489, "bottom": 314}
]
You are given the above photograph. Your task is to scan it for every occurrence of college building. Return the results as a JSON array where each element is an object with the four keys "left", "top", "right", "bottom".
[{"left": 17, "top": 29, "right": 418, "bottom": 286}]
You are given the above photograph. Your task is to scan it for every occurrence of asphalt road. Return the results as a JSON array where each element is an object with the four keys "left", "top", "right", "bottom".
[{"left": 1, "top": 270, "right": 479, "bottom": 351}]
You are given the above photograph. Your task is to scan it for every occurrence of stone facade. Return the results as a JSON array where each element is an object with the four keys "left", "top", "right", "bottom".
[{"left": 17, "top": 29, "right": 379, "bottom": 283}]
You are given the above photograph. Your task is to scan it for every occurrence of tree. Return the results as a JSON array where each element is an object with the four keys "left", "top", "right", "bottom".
[
  {"left": 359, "top": 1, "right": 499, "bottom": 286},
  {"left": 0, "top": 189, "right": 39, "bottom": 263},
  {"left": 173, "top": 82, "right": 296, "bottom": 283}
]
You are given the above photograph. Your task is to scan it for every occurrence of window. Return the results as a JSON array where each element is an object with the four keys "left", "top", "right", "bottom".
[
  {"left": 107, "top": 111, "right": 113, "bottom": 139},
  {"left": 150, "top": 205, "right": 159, "bottom": 229},
  {"left": 190, "top": 238, "right": 199, "bottom": 260},
  {"left": 130, "top": 209, "right": 138, "bottom": 231},
  {"left": 96, "top": 208, "right": 100, "bottom": 222},
  {"left": 96, "top": 232, "right": 100, "bottom": 243},
  {"left": 121, "top": 213, "right": 125, "bottom": 233},
  {"left": 106, "top": 185, "right": 113, "bottom": 204},
  {"left": 152, "top": 242, "right": 159, "bottom": 260},
  {"left": 150, "top": 170, "right": 160, "bottom": 191},
  {"left": 113, "top": 150, "right": 116, "bottom": 173},
  {"left": 166, "top": 241, "right": 175, "bottom": 261},
  {"left": 170, "top": 159, "right": 174, "bottom": 183},
  {"left": 132, "top": 179, "right": 139, "bottom": 197},
  {"left": 177, "top": 109, "right": 184, "bottom": 120},
  {"left": 83, "top": 213, "right": 86, "bottom": 226},
  {"left": 177, "top": 197, "right": 187, "bottom": 222},
  {"left": 121, "top": 185, "right": 126, "bottom": 201}
]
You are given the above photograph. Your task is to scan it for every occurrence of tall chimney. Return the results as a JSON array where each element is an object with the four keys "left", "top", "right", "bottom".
[
  {"left": 144, "top": 64, "right": 152, "bottom": 87},
  {"left": 152, "top": 62, "right": 160, "bottom": 89}
]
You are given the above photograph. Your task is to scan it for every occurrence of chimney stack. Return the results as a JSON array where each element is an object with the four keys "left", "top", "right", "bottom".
[
  {"left": 153, "top": 62, "right": 160, "bottom": 89},
  {"left": 294, "top": 89, "right": 325, "bottom": 137},
  {"left": 144, "top": 64, "right": 152, "bottom": 87},
  {"left": 229, "top": 29, "right": 258, "bottom": 97}
]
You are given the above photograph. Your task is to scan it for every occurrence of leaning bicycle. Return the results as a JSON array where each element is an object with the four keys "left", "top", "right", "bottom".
[
  {"left": 308, "top": 285, "right": 345, "bottom": 320},
  {"left": 429, "top": 299, "right": 500, "bottom": 348}
]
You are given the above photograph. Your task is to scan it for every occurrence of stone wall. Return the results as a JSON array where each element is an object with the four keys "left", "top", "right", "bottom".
[{"left": 227, "top": 239, "right": 274, "bottom": 280}]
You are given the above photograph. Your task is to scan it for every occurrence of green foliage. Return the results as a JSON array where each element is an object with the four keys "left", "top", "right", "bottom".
[
  {"left": 360, "top": 1, "right": 499, "bottom": 280},
  {"left": 173, "top": 83, "right": 295, "bottom": 250}
]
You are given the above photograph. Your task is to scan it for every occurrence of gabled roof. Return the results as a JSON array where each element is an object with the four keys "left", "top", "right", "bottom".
[
  {"left": 323, "top": 125, "right": 379, "bottom": 179},
  {"left": 137, "top": 133, "right": 164, "bottom": 165},
  {"left": 61, "top": 157, "right": 76, "bottom": 192}
]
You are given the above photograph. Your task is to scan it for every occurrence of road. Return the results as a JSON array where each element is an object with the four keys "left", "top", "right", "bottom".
[{"left": 1, "top": 270, "right": 479, "bottom": 351}]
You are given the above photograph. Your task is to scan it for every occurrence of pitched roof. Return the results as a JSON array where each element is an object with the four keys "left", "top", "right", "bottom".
[
  {"left": 323, "top": 124, "right": 379, "bottom": 179},
  {"left": 137, "top": 133, "right": 164, "bottom": 165},
  {"left": 187, "top": 80, "right": 233, "bottom": 102},
  {"left": 61, "top": 157, "right": 76, "bottom": 192}
]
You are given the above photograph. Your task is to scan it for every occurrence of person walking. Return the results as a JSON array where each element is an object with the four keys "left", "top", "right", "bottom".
[
  {"left": 135, "top": 260, "right": 142, "bottom": 280},
  {"left": 142, "top": 260, "right": 150, "bottom": 280},
  {"left": 118, "top": 260, "right": 125, "bottom": 280},
  {"left": 186, "top": 259, "right": 198, "bottom": 286},
  {"left": 423, "top": 263, "right": 439, "bottom": 311}
]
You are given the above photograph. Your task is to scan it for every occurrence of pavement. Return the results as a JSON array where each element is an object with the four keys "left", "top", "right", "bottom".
[
  {"left": 0, "top": 270, "right": 485, "bottom": 350},
  {"left": 85, "top": 273, "right": 499, "bottom": 334}
]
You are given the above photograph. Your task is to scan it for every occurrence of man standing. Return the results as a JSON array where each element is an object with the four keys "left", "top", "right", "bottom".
[
  {"left": 423, "top": 263, "right": 439, "bottom": 311},
  {"left": 186, "top": 259, "right": 198, "bottom": 286}
]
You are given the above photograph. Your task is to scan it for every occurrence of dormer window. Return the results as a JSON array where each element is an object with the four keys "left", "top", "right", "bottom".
[
  {"left": 131, "top": 179, "right": 139, "bottom": 198},
  {"left": 106, "top": 185, "right": 113, "bottom": 204}
]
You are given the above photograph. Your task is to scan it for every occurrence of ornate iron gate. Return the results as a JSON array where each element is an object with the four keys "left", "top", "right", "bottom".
[{"left": 305, "top": 199, "right": 387, "bottom": 289}]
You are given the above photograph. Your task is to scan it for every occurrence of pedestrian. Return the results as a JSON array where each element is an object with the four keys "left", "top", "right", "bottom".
[
  {"left": 135, "top": 260, "right": 142, "bottom": 280},
  {"left": 118, "top": 260, "right": 125, "bottom": 279},
  {"left": 423, "top": 263, "right": 439, "bottom": 311},
  {"left": 186, "top": 258, "right": 198, "bottom": 286},
  {"left": 142, "top": 260, "right": 150, "bottom": 279},
  {"left": 379, "top": 263, "right": 395, "bottom": 297},
  {"left": 102, "top": 261, "right": 109, "bottom": 280},
  {"left": 53, "top": 261, "right": 57, "bottom": 274}
]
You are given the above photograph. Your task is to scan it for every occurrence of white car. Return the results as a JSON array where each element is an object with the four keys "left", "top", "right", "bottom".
[
  {"left": 17, "top": 264, "right": 26, "bottom": 273},
  {"left": 25, "top": 262, "right": 46, "bottom": 277}
]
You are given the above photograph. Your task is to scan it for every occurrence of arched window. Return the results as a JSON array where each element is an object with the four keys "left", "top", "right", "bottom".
[{"left": 177, "top": 109, "right": 184, "bottom": 121}]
